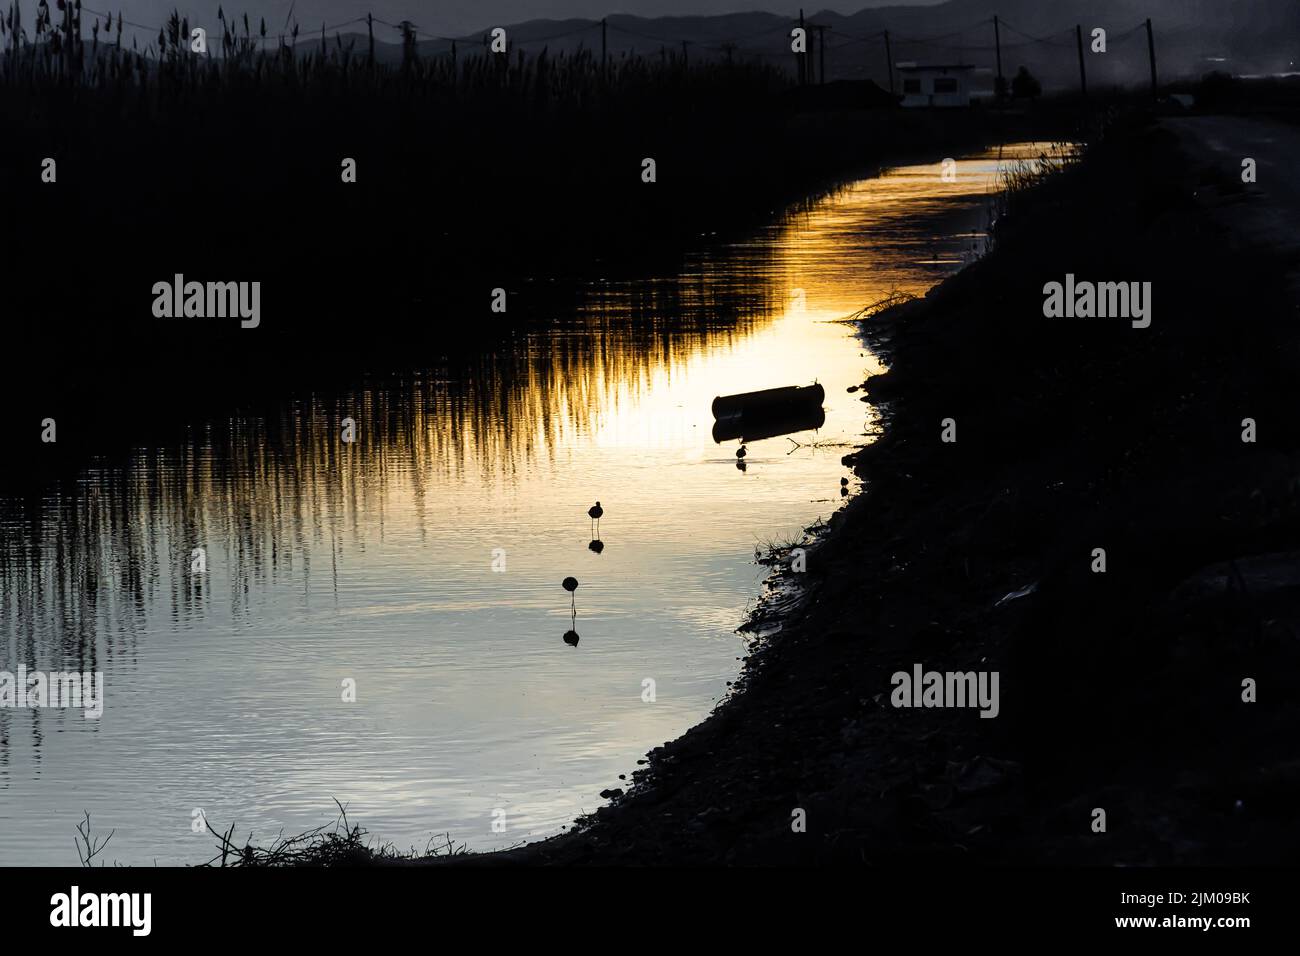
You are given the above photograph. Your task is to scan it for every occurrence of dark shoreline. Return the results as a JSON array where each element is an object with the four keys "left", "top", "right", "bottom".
[{"left": 417, "top": 109, "right": 1300, "bottom": 866}]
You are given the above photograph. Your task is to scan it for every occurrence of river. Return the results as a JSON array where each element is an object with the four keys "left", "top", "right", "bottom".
[{"left": 0, "top": 142, "right": 1057, "bottom": 864}]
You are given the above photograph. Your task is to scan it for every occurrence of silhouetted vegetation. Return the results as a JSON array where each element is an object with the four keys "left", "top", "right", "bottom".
[
  {"left": 200, "top": 801, "right": 467, "bottom": 866},
  {"left": 1010, "top": 65, "right": 1041, "bottom": 101}
]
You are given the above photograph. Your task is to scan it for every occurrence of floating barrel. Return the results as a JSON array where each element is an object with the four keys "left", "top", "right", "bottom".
[
  {"left": 712, "top": 404, "right": 826, "bottom": 444},
  {"left": 710, "top": 383, "right": 825, "bottom": 421}
]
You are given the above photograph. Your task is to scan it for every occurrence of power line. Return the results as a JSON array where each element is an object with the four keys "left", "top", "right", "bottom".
[
  {"left": 1108, "top": 22, "right": 1151, "bottom": 44},
  {"left": 998, "top": 20, "right": 1074, "bottom": 47},
  {"left": 831, "top": 29, "right": 887, "bottom": 44},
  {"left": 890, "top": 18, "right": 993, "bottom": 45},
  {"left": 12, "top": 8, "right": 1166, "bottom": 75}
]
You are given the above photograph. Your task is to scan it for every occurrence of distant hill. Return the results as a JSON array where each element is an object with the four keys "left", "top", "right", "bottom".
[
  {"left": 47, "top": 1, "right": 947, "bottom": 40},
  {"left": 12, "top": 1, "right": 1298, "bottom": 89},
  {"left": 393, "top": 1, "right": 1299, "bottom": 91}
]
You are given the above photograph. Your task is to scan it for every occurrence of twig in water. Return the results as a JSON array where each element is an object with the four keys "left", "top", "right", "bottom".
[
  {"left": 74, "top": 811, "right": 116, "bottom": 867},
  {"left": 785, "top": 436, "right": 855, "bottom": 454}
]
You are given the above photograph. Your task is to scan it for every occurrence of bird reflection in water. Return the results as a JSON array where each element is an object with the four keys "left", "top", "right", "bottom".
[{"left": 562, "top": 576, "right": 580, "bottom": 647}]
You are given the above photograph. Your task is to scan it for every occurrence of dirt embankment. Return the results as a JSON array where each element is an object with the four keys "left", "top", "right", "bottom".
[{"left": 439, "top": 113, "right": 1300, "bottom": 866}]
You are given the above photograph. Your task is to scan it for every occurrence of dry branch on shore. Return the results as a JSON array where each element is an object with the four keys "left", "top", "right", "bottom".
[{"left": 200, "top": 800, "right": 466, "bottom": 867}]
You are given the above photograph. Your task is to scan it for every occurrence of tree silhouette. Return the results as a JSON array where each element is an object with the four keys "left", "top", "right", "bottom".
[{"left": 1011, "top": 65, "right": 1042, "bottom": 100}]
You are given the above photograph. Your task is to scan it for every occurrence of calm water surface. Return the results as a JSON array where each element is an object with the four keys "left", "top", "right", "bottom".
[{"left": 0, "top": 144, "right": 1055, "bottom": 864}]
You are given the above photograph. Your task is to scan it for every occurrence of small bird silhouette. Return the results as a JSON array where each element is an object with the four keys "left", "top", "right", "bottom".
[
  {"left": 562, "top": 576, "right": 579, "bottom": 592},
  {"left": 563, "top": 630, "right": 580, "bottom": 647},
  {"left": 588, "top": 539, "right": 605, "bottom": 555},
  {"left": 736, "top": 446, "right": 747, "bottom": 459},
  {"left": 588, "top": 501, "right": 603, "bottom": 536}
]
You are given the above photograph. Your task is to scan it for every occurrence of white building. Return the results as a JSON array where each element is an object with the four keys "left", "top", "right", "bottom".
[{"left": 898, "top": 64, "right": 976, "bottom": 108}]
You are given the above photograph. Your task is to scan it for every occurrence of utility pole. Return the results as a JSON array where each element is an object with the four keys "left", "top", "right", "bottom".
[
  {"left": 993, "top": 15, "right": 1003, "bottom": 101},
  {"left": 1145, "top": 17, "right": 1158, "bottom": 100},
  {"left": 367, "top": 12, "right": 374, "bottom": 69},
  {"left": 400, "top": 20, "right": 415, "bottom": 73},
  {"left": 601, "top": 17, "right": 606, "bottom": 73},
  {"left": 798, "top": 9, "right": 806, "bottom": 85},
  {"left": 816, "top": 24, "right": 827, "bottom": 84},
  {"left": 1075, "top": 24, "right": 1087, "bottom": 99},
  {"left": 883, "top": 30, "right": 894, "bottom": 95}
]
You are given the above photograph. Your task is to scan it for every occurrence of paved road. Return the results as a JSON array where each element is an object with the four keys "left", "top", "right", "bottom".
[{"left": 1165, "top": 115, "right": 1300, "bottom": 298}]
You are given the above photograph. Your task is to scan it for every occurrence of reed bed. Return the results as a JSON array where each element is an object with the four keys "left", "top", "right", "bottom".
[{"left": 0, "top": 3, "right": 788, "bottom": 113}]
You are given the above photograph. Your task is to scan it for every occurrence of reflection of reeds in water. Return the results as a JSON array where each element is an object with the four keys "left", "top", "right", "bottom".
[{"left": 0, "top": 268, "right": 781, "bottom": 686}]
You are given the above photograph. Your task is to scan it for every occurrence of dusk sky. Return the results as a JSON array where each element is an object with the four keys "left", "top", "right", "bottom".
[{"left": 74, "top": 0, "right": 943, "bottom": 37}]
